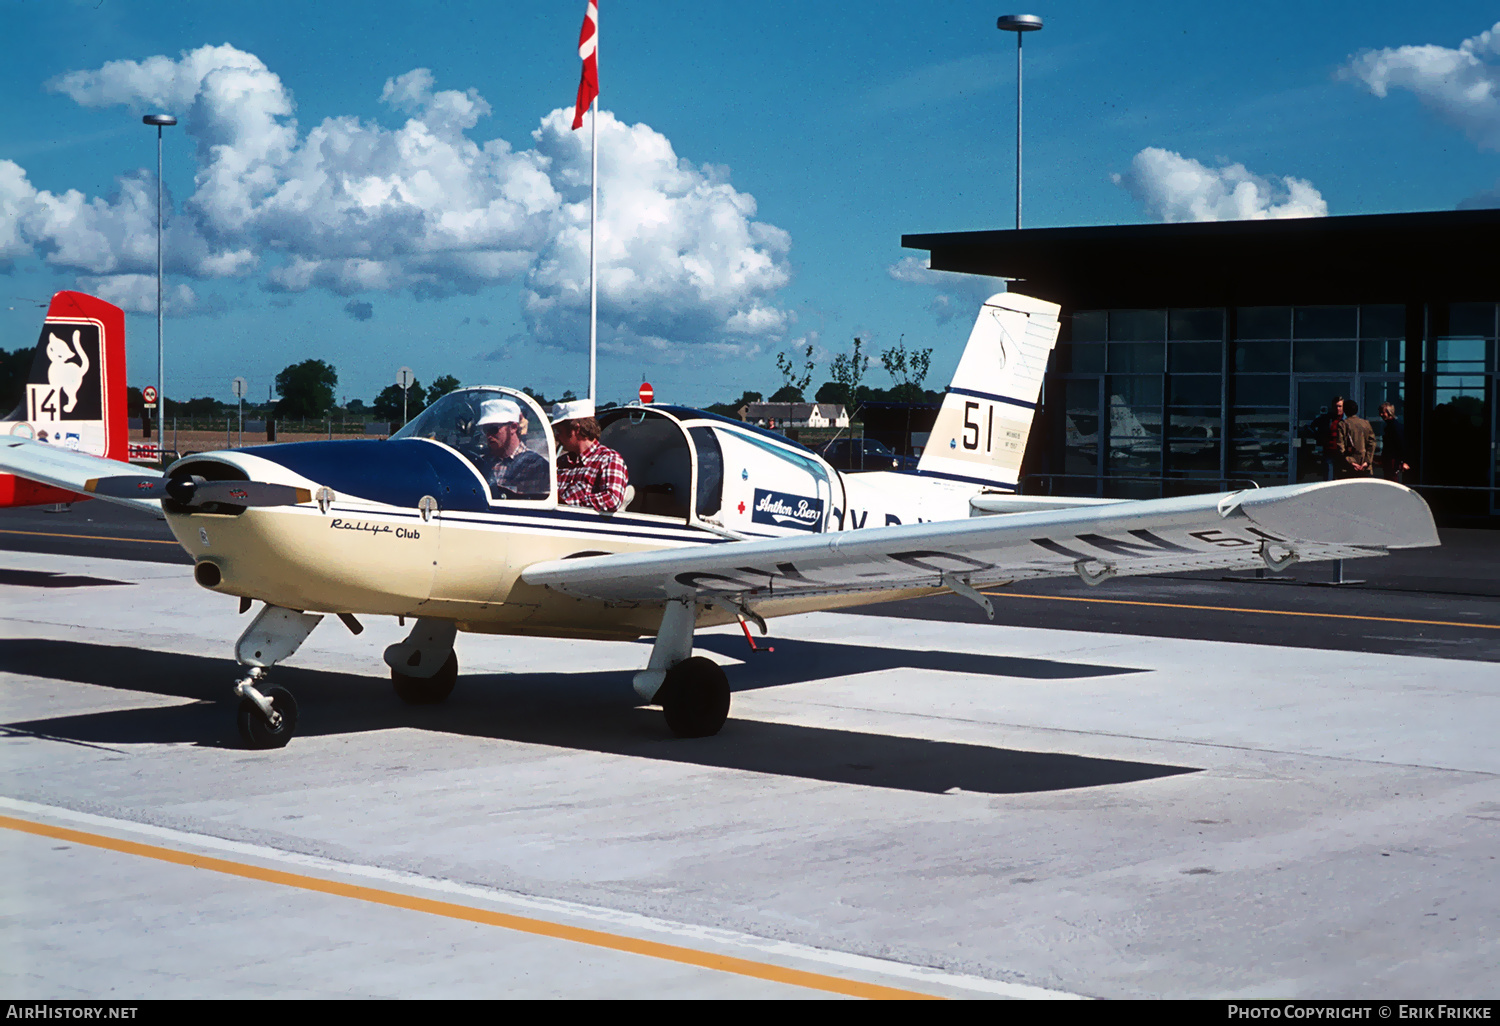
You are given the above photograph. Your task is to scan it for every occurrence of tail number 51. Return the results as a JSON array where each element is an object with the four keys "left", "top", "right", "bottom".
[{"left": 962, "top": 401, "right": 994, "bottom": 452}]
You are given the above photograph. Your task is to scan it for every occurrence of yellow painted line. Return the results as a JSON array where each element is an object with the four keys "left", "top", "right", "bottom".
[
  {"left": 0, "top": 528, "right": 179, "bottom": 546},
  {"left": 980, "top": 591, "right": 1500, "bottom": 631},
  {"left": 0, "top": 813, "right": 937, "bottom": 1000}
]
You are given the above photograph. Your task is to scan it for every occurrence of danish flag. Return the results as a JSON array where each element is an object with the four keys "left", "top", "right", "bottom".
[{"left": 572, "top": 1, "right": 599, "bottom": 130}]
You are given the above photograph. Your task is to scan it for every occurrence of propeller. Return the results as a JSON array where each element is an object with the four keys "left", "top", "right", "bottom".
[{"left": 84, "top": 474, "right": 311, "bottom": 508}]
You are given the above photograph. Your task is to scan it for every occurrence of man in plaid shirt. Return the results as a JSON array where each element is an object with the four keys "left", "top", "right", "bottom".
[{"left": 550, "top": 399, "right": 629, "bottom": 512}]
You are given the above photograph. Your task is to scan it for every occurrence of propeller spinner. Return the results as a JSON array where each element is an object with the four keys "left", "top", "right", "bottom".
[{"left": 84, "top": 474, "right": 311, "bottom": 508}]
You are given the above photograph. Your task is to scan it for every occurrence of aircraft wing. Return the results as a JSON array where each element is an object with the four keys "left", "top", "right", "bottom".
[
  {"left": 521, "top": 478, "right": 1438, "bottom": 606},
  {"left": 0, "top": 436, "right": 162, "bottom": 514}
]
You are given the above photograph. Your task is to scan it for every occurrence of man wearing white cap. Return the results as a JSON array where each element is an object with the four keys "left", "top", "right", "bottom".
[
  {"left": 476, "top": 397, "right": 550, "bottom": 499},
  {"left": 550, "top": 398, "right": 629, "bottom": 512}
]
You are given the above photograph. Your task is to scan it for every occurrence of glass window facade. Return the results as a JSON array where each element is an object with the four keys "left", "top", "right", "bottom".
[{"left": 1043, "top": 302, "right": 1500, "bottom": 517}]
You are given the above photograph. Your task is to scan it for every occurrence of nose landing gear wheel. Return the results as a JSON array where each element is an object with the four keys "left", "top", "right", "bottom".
[
  {"left": 391, "top": 651, "right": 458, "bottom": 705},
  {"left": 237, "top": 686, "right": 299, "bottom": 749},
  {"left": 658, "top": 656, "right": 730, "bottom": 738}
]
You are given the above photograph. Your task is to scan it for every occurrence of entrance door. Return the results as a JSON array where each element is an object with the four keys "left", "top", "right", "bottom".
[
  {"left": 1294, "top": 379, "right": 1352, "bottom": 483},
  {"left": 1493, "top": 378, "right": 1500, "bottom": 516}
]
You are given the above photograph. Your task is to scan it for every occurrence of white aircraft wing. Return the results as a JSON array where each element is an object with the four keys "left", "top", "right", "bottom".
[
  {"left": 0, "top": 436, "right": 162, "bottom": 514},
  {"left": 522, "top": 479, "right": 1437, "bottom": 605}
]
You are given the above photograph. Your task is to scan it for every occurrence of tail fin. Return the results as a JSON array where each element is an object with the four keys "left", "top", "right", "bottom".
[
  {"left": 915, "top": 292, "right": 1061, "bottom": 491},
  {"left": 0, "top": 291, "right": 127, "bottom": 506}
]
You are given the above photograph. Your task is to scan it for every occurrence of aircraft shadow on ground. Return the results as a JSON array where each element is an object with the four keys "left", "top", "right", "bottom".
[
  {"left": 0, "top": 569, "right": 134, "bottom": 589},
  {"left": 691, "top": 633, "right": 1142, "bottom": 690},
  {"left": 0, "top": 638, "right": 1190, "bottom": 796}
]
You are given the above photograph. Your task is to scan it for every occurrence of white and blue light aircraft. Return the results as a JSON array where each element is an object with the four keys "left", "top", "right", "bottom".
[{"left": 0, "top": 293, "right": 1439, "bottom": 747}]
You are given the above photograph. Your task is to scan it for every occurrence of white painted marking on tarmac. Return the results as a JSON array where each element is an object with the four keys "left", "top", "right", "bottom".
[{"left": 0, "top": 796, "right": 1084, "bottom": 1000}]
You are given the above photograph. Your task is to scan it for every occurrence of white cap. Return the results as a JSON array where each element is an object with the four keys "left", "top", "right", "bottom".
[
  {"left": 477, "top": 398, "right": 523, "bottom": 426},
  {"left": 549, "top": 398, "right": 595, "bottom": 424}
]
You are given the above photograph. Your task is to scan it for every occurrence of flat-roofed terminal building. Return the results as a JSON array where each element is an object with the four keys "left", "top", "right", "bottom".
[{"left": 904, "top": 209, "right": 1500, "bottom": 523}]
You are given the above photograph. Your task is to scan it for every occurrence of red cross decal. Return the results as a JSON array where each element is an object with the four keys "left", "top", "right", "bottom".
[{"left": 737, "top": 501, "right": 746, "bottom": 514}]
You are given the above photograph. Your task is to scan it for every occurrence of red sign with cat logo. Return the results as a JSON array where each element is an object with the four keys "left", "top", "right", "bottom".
[{"left": 0, "top": 290, "right": 127, "bottom": 507}]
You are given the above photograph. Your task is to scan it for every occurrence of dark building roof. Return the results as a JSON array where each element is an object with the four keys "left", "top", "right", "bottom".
[{"left": 903, "top": 209, "right": 1500, "bottom": 309}]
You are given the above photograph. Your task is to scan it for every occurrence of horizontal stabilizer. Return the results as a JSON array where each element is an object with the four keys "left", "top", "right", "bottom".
[
  {"left": 970, "top": 494, "right": 1124, "bottom": 515},
  {"left": 0, "top": 437, "right": 160, "bottom": 513}
]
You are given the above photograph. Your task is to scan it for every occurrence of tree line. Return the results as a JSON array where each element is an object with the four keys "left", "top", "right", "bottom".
[
  {"left": 703, "top": 336, "right": 940, "bottom": 418},
  {"left": 1, "top": 336, "right": 940, "bottom": 426}
]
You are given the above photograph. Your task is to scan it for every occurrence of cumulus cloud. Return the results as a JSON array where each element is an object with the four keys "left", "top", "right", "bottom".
[
  {"left": 6, "top": 45, "right": 792, "bottom": 352},
  {"left": 344, "top": 299, "right": 373, "bottom": 321},
  {"left": 887, "top": 256, "right": 1007, "bottom": 323},
  {"left": 1340, "top": 22, "right": 1500, "bottom": 150},
  {"left": 74, "top": 275, "right": 219, "bottom": 316},
  {"left": 522, "top": 108, "right": 791, "bottom": 354},
  {"left": 1112, "top": 148, "right": 1327, "bottom": 222},
  {"left": 49, "top": 43, "right": 270, "bottom": 112}
]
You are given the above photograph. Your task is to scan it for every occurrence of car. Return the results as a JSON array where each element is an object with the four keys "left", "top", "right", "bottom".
[{"left": 819, "top": 437, "right": 918, "bottom": 472}]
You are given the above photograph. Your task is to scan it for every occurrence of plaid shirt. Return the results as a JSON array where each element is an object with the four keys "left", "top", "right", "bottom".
[
  {"left": 479, "top": 447, "right": 550, "bottom": 499},
  {"left": 557, "top": 441, "right": 629, "bottom": 512}
]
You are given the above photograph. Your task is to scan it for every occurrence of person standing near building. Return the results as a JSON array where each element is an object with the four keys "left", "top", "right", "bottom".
[
  {"left": 551, "top": 399, "right": 629, "bottom": 512},
  {"left": 1378, "top": 402, "right": 1409, "bottom": 483},
  {"left": 1307, "top": 396, "right": 1345, "bottom": 481},
  {"left": 1338, "top": 399, "right": 1376, "bottom": 478}
]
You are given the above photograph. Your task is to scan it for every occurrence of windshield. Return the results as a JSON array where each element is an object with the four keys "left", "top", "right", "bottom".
[{"left": 393, "top": 387, "right": 553, "bottom": 501}]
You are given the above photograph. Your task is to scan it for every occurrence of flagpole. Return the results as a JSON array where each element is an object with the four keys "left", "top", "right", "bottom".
[
  {"left": 573, "top": 0, "right": 600, "bottom": 406},
  {"left": 589, "top": 94, "right": 597, "bottom": 406}
]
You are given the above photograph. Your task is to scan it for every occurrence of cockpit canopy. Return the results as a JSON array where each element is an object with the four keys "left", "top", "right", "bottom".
[
  {"left": 391, "top": 388, "right": 840, "bottom": 532},
  {"left": 393, "top": 387, "right": 553, "bottom": 501}
]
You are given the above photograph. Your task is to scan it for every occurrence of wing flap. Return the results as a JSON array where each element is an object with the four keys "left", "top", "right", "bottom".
[
  {"left": 521, "top": 479, "right": 1437, "bottom": 605},
  {"left": 0, "top": 436, "right": 162, "bottom": 513}
]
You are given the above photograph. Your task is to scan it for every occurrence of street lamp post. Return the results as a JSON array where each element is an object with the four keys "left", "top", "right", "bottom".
[
  {"left": 143, "top": 114, "right": 176, "bottom": 458},
  {"left": 397, "top": 366, "right": 415, "bottom": 428},
  {"left": 996, "top": 14, "right": 1043, "bottom": 230}
]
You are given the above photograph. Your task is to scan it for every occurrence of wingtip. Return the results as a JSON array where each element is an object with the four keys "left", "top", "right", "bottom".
[
  {"left": 1241, "top": 479, "right": 1440, "bottom": 549},
  {"left": 83, "top": 478, "right": 99, "bottom": 493}
]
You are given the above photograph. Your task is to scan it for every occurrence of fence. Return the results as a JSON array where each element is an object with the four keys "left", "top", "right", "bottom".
[{"left": 134, "top": 417, "right": 379, "bottom": 436}]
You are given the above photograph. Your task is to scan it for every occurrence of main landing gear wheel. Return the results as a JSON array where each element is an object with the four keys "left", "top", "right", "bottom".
[
  {"left": 391, "top": 651, "right": 458, "bottom": 705},
  {"left": 658, "top": 656, "right": 730, "bottom": 738},
  {"left": 237, "top": 686, "right": 298, "bottom": 749}
]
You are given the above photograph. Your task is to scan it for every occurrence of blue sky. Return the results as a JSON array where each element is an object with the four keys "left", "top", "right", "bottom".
[{"left": 3, "top": 1, "right": 1499, "bottom": 410}]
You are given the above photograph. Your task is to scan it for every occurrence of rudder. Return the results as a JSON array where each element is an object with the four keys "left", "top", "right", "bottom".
[{"left": 915, "top": 292, "right": 1060, "bottom": 491}]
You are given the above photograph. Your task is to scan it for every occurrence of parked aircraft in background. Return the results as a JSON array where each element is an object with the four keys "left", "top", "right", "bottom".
[
  {"left": 0, "top": 293, "right": 1440, "bottom": 748},
  {"left": 0, "top": 292, "right": 129, "bottom": 507},
  {"left": 819, "top": 436, "right": 918, "bottom": 472}
]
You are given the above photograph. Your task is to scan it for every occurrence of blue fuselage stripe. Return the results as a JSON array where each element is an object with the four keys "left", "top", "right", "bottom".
[
  {"left": 914, "top": 469, "right": 1018, "bottom": 490},
  {"left": 948, "top": 386, "right": 1036, "bottom": 411}
]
